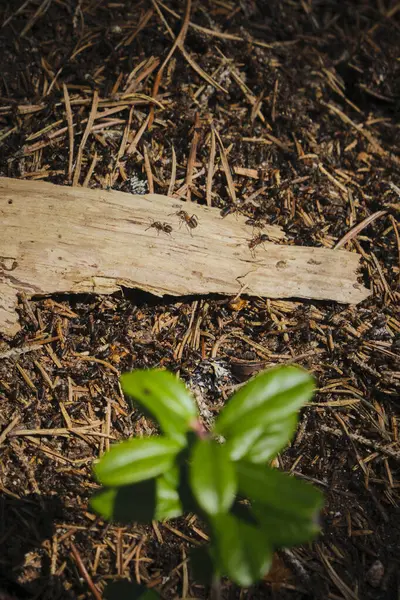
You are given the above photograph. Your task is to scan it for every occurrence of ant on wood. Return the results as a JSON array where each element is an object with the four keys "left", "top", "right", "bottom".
[
  {"left": 248, "top": 233, "right": 269, "bottom": 257},
  {"left": 146, "top": 221, "right": 173, "bottom": 235},
  {"left": 172, "top": 210, "right": 198, "bottom": 233}
]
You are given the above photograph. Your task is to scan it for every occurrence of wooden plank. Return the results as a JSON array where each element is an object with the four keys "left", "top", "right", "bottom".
[{"left": 0, "top": 177, "right": 369, "bottom": 336}]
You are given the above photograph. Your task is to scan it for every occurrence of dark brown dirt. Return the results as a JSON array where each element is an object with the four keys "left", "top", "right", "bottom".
[{"left": 0, "top": 1, "right": 399, "bottom": 599}]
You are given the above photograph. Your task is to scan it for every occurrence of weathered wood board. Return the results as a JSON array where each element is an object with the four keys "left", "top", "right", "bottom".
[{"left": 0, "top": 177, "right": 369, "bottom": 336}]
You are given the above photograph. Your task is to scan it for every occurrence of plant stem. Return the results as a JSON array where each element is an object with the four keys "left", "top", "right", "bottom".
[{"left": 210, "top": 576, "right": 221, "bottom": 600}]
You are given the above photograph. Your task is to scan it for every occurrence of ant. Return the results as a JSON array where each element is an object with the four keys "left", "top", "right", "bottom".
[
  {"left": 248, "top": 233, "right": 269, "bottom": 256},
  {"left": 173, "top": 210, "right": 198, "bottom": 233},
  {"left": 220, "top": 205, "right": 239, "bottom": 218},
  {"left": 146, "top": 221, "right": 172, "bottom": 235}
]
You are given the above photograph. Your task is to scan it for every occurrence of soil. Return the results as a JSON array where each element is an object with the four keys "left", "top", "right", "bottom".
[{"left": 0, "top": 1, "right": 399, "bottom": 599}]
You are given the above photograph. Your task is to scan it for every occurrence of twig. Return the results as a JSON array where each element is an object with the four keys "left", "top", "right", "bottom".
[
  {"left": 206, "top": 127, "right": 216, "bottom": 207},
  {"left": 213, "top": 127, "right": 237, "bottom": 204},
  {"left": 320, "top": 425, "right": 400, "bottom": 460},
  {"left": 0, "top": 414, "right": 21, "bottom": 446},
  {"left": 70, "top": 542, "right": 102, "bottom": 600},
  {"left": 186, "top": 112, "right": 201, "bottom": 202},
  {"left": 82, "top": 151, "right": 99, "bottom": 187},
  {"left": 143, "top": 143, "right": 154, "bottom": 193},
  {"left": 0, "top": 343, "right": 43, "bottom": 360},
  {"left": 149, "top": 0, "right": 192, "bottom": 128},
  {"left": 168, "top": 144, "right": 177, "bottom": 196},
  {"left": 72, "top": 91, "right": 99, "bottom": 186},
  {"left": 63, "top": 83, "right": 74, "bottom": 182},
  {"left": 20, "top": 0, "right": 52, "bottom": 37},
  {"left": 126, "top": 114, "right": 150, "bottom": 156},
  {"left": 334, "top": 211, "right": 387, "bottom": 249}
]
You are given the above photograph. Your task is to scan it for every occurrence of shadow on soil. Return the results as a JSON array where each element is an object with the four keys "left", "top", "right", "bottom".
[{"left": 0, "top": 493, "right": 75, "bottom": 600}]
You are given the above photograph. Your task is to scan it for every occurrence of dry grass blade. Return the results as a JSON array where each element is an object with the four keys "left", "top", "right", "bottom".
[
  {"left": 334, "top": 211, "right": 387, "bottom": 249},
  {"left": 70, "top": 542, "right": 102, "bottom": 600},
  {"left": 158, "top": 0, "right": 243, "bottom": 41},
  {"left": 118, "top": 8, "right": 154, "bottom": 49},
  {"left": 72, "top": 91, "right": 99, "bottom": 186},
  {"left": 186, "top": 112, "right": 201, "bottom": 202},
  {"left": 143, "top": 143, "right": 154, "bottom": 194},
  {"left": 20, "top": 0, "right": 52, "bottom": 37},
  {"left": 322, "top": 100, "right": 400, "bottom": 167},
  {"left": 149, "top": 0, "right": 192, "bottom": 128},
  {"left": 168, "top": 144, "right": 177, "bottom": 196},
  {"left": 213, "top": 127, "right": 237, "bottom": 204},
  {"left": 206, "top": 127, "right": 216, "bottom": 207},
  {"left": 82, "top": 151, "right": 99, "bottom": 188},
  {"left": 317, "top": 546, "right": 359, "bottom": 600},
  {"left": 152, "top": 0, "right": 227, "bottom": 96},
  {"left": 63, "top": 84, "right": 74, "bottom": 182},
  {"left": 126, "top": 114, "right": 151, "bottom": 156},
  {"left": 2, "top": 0, "right": 31, "bottom": 29},
  {"left": 0, "top": 414, "right": 21, "bottom": 446}
]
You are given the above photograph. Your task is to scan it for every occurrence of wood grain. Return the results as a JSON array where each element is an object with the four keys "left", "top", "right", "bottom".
[{"left": 0, "top": 177, "right": 369, "bottom": 336}]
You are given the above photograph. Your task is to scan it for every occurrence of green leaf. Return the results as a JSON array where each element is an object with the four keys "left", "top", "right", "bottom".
[
  {"left": 90, "top": 487, "right": 117, "bottom": 521},
  {"left": 235, "top": 462, "right": 323, "bottom": 520},
  {"left": 90, "top": 480, "right": 156, "bottom": 524},
  {"left": 190, "top": 438, "right": 236, "bottom": 516},
  {"left": 155, "top": 466, "right": 182, "bottom": 521},
  {"left": 214, "top": 366, "right": 315, "bottom": 460},
  {"left": 104, "top": 581, "right": 160, "bottom": 600},
  {"left": 93, "top": 437, "right": 181, "bottom": 487},
  {"left": 120, "top": 370, "right": 197, "bottom": 444},
  {"left": 211, "top": 513, "right": 272, "bottom": 587},
  {"left": 189, "top": 546, "right": 215, "bottom": 585},
  {"left": 252, "top": 504, "right": 320, "bottom": 546},
  {"left": 242, "top": 414, "right": 298, "bottom": 463}
]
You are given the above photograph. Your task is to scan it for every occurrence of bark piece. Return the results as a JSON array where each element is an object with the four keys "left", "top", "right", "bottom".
[{"left": 0, "top": 177, "right": 370, "bottom": 336}]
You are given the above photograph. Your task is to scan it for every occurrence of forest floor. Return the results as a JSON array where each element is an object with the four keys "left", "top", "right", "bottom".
[{"left": 0, "top": 1, "right": 399, "bottom": 599}]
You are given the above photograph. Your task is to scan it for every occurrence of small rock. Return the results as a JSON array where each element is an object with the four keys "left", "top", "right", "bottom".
[{"left": 366, "top": 560, "right": 384, "bottom": 588}]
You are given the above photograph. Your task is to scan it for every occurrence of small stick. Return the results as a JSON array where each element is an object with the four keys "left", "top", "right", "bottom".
[
  {"left": 63, "top": 84, "right": 74, "bottom": 182},
  {"left": 70, "top": 542, "right": 102, "bottom": 600},
  {"left": 206, "top": 127, "right": 216, "bottom": 207},
  {"left": 73, "top": 91, "right": 99, "bottom": 186},
  {"left": 186, "top": 112, "right": 201, "bottom": 202},
  {"left": 143, "top": 144, "right": 154, "bottom": 193},
  {"left": 213, "top": 127, "right": 237, "bottom": 204},
  {"left": 334, "top": 210, "right": 387, "bottom": 249},
  {"left": 271, "top": 78, "right": 279, "bottom": 122},
  {"left": 126, "top": 114, "right": 150, "bottom": 156},
  {"left": 149, "top": 0, "right": 192, "bottom": 128},
  {"left": 168, "top": 144, "right": 177, "bottom": 196}
]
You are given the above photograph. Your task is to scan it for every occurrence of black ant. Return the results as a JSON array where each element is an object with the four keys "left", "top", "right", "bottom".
[
  {"left": 173, "top": 210, "right": 198, "bottom": 232},
  {"left": 220, "top": 205, "right": 239, "bottom": 218},
  {"left": 248, "top": 233, "right": 269, "bottom": 256},
  {"left": 146, "top": 221, "right": 172, "bottom": 235}
]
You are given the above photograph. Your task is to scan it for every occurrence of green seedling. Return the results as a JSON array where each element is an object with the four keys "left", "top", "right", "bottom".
[{"left": 91, "top": 366, "right": 323, "bottom": 595}]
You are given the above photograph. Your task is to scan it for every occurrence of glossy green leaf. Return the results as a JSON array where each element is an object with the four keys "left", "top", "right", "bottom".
[
  {"left": 236, "top": 462, "right": 323, "bottom": 519},
  {"left": 190, "top": 438, "right": 236, "bottom": 516},
  {"left": 120, "top": 370, "right": 197, "bottom": 444},
  {"left": 94, "top": 437, "right": 181, "bottom": 487},
  {"left": 215, "top": 366, "right": 315, "bottom": 460},
  {"left": 104, "top": 581, "right": 160, "bottom": 600},
  {"left": 90, "top": 480, "right": 156, "bottom": 524},
  {"left": 189, "top": 546, "right": 216, "bottom": 585},
  {"left": 90, "top": 487, "right": 117, "bottom": 521},
  {"left": 241, "top": 413, "right": 298, "bottom": 463},
  {"left": 211, "top": 513, "right": 272, "bottom": 586},
  {"left": 155, "top": 466, "right": 182, "bottom": 520},
  {"left": 252, "top": 504, "right": 320, "bottom": 546}
]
